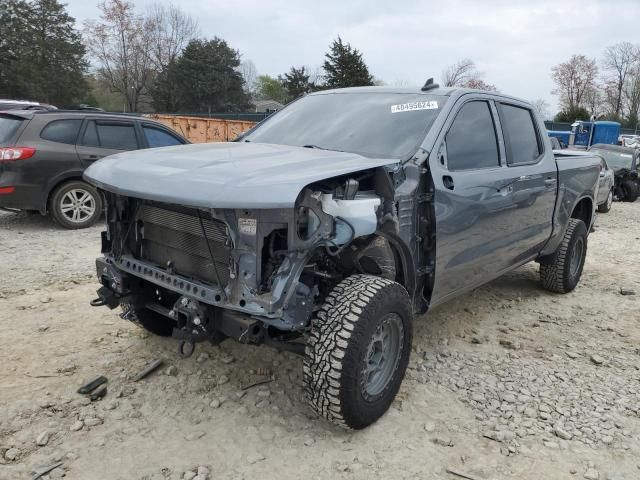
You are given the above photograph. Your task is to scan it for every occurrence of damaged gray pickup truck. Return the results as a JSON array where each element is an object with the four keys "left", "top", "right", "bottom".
[{"left": 85, "top": 82, "right": 601, "bottom": 429}]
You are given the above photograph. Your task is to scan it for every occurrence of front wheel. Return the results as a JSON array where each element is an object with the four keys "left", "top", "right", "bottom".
[
  {"left": 539, "top": 218, "right": 587, "bottom": 293},
  {"left": 50, "top": 181, "right": 102, "bottom": 229},
  {"left": 303, "top": 275, "right": 413, "bottom": 429},
  {"left": 597, "top": 189, "right": 613, "bottom": 213}
]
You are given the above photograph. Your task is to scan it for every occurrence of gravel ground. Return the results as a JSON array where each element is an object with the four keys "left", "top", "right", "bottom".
[{"left": 0, "top": 204, "right": 639, "bottom": 480}]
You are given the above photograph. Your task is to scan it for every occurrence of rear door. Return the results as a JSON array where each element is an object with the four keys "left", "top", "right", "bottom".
[
  {"left": 75, "top": 118, "right": 140, "bottom": 167},
  {"left": 430, "top": 97, "right": 519, "bottom": 302},
  {"left": 495, "top": 102, "right": 556, "bottom": 259}
]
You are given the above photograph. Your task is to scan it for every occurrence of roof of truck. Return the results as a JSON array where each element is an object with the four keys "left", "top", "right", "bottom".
[{"left": 308, "top": 85, "right": 533, "bottom": 107}]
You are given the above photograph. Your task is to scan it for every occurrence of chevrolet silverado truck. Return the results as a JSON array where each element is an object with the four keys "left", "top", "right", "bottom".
[{"left": 85, "top": 82, "right": 600, "bottom": 429}]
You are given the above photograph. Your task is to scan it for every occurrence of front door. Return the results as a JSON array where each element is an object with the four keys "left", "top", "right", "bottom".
[{"left": 429, "top": 98, "right": 519, "bottom": 303}]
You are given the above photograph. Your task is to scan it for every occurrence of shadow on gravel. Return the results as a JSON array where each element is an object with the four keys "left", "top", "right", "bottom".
[{"left": 0, "top": 210, "right": 105, "bottom": 232}]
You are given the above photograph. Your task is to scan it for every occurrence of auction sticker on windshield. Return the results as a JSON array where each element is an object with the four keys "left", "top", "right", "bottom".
[{"left": 391, "top": 101, "right": 438, "bottom": 113}]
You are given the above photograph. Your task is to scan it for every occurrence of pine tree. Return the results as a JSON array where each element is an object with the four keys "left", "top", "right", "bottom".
[
  {"left": 0, "top": 0, "right": 87, "bottom": 104},
  {"left": 0, "top": 0, "right": 32, "bottom": 97},
  {"left": 283, "top": 66, "right": 313, "bottom": 98},
  {"left": 175, "top": 38, "right": 250, "bottom": 112},
  {"left": 29, "top": 0, "right": 88, "bottom": 105},
  {"left": 322, "top": 37, "right": 374, "bottom": 88}
]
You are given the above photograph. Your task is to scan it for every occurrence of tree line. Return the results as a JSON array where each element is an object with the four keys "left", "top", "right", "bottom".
[
  {"left": 0, "top": 0, "right": 377, "bottom": 112},
  {"left": 551, "top": 43, "right": 640, "bottom": 127},
  {"left": 4, "top": 0, "right": 637, "bottom": 124}
]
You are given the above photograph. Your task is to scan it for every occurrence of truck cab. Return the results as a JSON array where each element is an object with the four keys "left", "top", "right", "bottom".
[{"left": 569, "top": 120, "right": 620, "bottom": 148}]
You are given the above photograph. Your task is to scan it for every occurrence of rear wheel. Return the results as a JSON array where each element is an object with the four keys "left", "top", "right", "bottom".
[
  {"left": 50, "top": 181, "right": 102, "bottom": 229},
  {"left": 597, "top": 189, "right": 613, "bottom": 213},
  {"left": 303, "top": 275, "right": 412, "bottom": 429},
  {"left": 539, "top": 218, "right": 587, "bottom": 293}
]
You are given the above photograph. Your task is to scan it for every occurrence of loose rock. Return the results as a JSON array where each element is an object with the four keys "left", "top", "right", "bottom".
[
  {"left": 84, "top": 417, "right": 103, "bottom": 427},
  {"left": 4, "top": 447, "right": 18, "bottom": 461},
  {"left": 185, "top": 431, "right": 206, "bottom": 441},
  {"left": 584, "top": 468, "right": 599, "bottom": 480},
  {"left": 247, "top": 452, "right": 265, "bottom": 464},
  {"left": 70, "top": 420, "right": 83, "bottom": 431},
  {"left": 36, "top": 431, "right": 50, "bottom": 446}
]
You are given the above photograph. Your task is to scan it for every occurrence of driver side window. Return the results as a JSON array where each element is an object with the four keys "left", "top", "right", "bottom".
[{"left": 446, "top": 101, "right": 500, "bottom": 171}]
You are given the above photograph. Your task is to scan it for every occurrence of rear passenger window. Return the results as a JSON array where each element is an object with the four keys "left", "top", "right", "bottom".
[
  {"left": 499, "top": 104, "right": 541, "bottom": 165},
  {"left": 41, "top": 119, "right": 82, "bottom": 144},
  {"left": 446, "top": 101, "right": 500, "bottom": 171},
  {"left": 143, "top": 126, "right": 183, "bottom": 147},
  {"left": 81, "top": 121, "right": 138, "bottom": 150}
]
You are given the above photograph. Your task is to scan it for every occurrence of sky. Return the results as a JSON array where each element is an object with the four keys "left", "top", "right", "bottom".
[{"left": 64, "top": 0, "right": 640, "bottom": 115}]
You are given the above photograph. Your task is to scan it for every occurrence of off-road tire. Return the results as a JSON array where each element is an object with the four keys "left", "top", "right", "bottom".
[
  {"left": 50, "top": 181, "right": 102, "bottom": 229},
  {"left": 303, "top": 275, "right": 413, "bottom": 429},
  {"left": 597, "top": 190, "right": 613, "bottom": 213},
  {"left": 539, "top": 218, "right": 587, "bottom": 293},
  {"left": 122, "top": 304, "right": 175, "bottom": 337}
]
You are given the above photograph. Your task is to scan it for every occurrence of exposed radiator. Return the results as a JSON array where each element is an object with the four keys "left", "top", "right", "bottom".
[{"left": 138, "top": 204, "right": 230, "bottom": 286}]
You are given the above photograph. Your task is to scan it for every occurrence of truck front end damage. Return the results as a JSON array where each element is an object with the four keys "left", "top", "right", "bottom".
[{"left": 91, "top": 166, "right": 427, "bottom": 356}]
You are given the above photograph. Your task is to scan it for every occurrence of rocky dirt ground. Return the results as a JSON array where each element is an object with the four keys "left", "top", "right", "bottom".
[{"left": 0, "top": 205, "right": 639, "bottom": 480}]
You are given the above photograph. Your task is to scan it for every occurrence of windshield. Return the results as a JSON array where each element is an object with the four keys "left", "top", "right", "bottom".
[
  {"left": 0, "top": 114, "right": 24, "bottom": 144},
  {"left": 244, "top": 92, "right": 447, "bottom": 159},
  {"left": 590, "top": 148, "right": 635, "bottom": 170}
]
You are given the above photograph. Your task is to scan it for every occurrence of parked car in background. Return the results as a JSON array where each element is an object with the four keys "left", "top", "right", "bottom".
[
  {"left": 0, "top": 110, "right": 188, "bottom": 228},
  {"left": 0, "top": 99, "right": 57, "bottom": 111},
  {"left": 547, "top": 130, "right": 570, "bottom": 148},
  {"left": 618, "top": 134, "right": 640, "bottom": 148},
  {"left": 589, "top": 143, "right": 639, "bottom": 203},
  {"left": 554, "top": 149, "right": 614, "bottom": 212},
  {"left": 549, "top": 136, "right": 566, "bottom": 150}
]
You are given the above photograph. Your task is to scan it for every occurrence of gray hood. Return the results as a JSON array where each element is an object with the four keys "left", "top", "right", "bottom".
[{"left": 84, "top": 142, "right": 398, "bottom": 209}]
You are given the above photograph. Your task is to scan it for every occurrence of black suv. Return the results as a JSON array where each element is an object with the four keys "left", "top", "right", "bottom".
[{"left": 0, "top": 110, "right": 188, "bottom": 228}]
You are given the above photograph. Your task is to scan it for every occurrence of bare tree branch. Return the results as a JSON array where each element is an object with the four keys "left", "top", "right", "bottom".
[
  {"left": 551, "top": 54, "right": 598, "bottom": 112},
  {"left": 602, "top": 42, "right": 637, "bottom": 116},
  {"left": 442, "top": 58, "right": 476, "bottom": 87}
]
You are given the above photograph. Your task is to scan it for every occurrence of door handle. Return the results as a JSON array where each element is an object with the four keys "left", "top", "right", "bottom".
[
  {"left": 518, "top": 175, "right": 533, "bottom": 181},
  {"left": 544, "top": 177, "right": 557, "bottom": 185},
  {"left": 82, "top": 155, "right": 102, "bottom": 162},
  {"left": 442, "top": 175, "right": 454, "bottom": 190}
]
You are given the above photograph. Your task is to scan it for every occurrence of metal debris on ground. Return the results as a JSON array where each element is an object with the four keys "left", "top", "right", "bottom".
[
  {"left": 132, "top": 358, "right": 164, "bottom": 382},
  {"left": 77, "top": 375, "right": 107, "bottom": 394},
  {"left": 31, "top": 461, "right": 63, "bottom": 480},
  {"left": 241, "top": 376, "right": 274, "bottom": 391},
  {"left": 90, "top": 384, "right": 108, "bottom": 401},
  {"left": 445, "top": 468, "right": 482, "bottom": 480}
]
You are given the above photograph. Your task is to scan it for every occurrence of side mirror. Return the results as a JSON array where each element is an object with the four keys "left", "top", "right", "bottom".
[{"left": 599, "top": 171, "right": 605, "bottom": 178}]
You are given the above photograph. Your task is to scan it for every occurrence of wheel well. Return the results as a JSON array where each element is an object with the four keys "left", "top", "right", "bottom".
[
  {"left": 44, "top": 176, "right": 84, "bottom": 213},
  {"left": 571, "top": 197, "right": 593, "bottom": 228}
]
